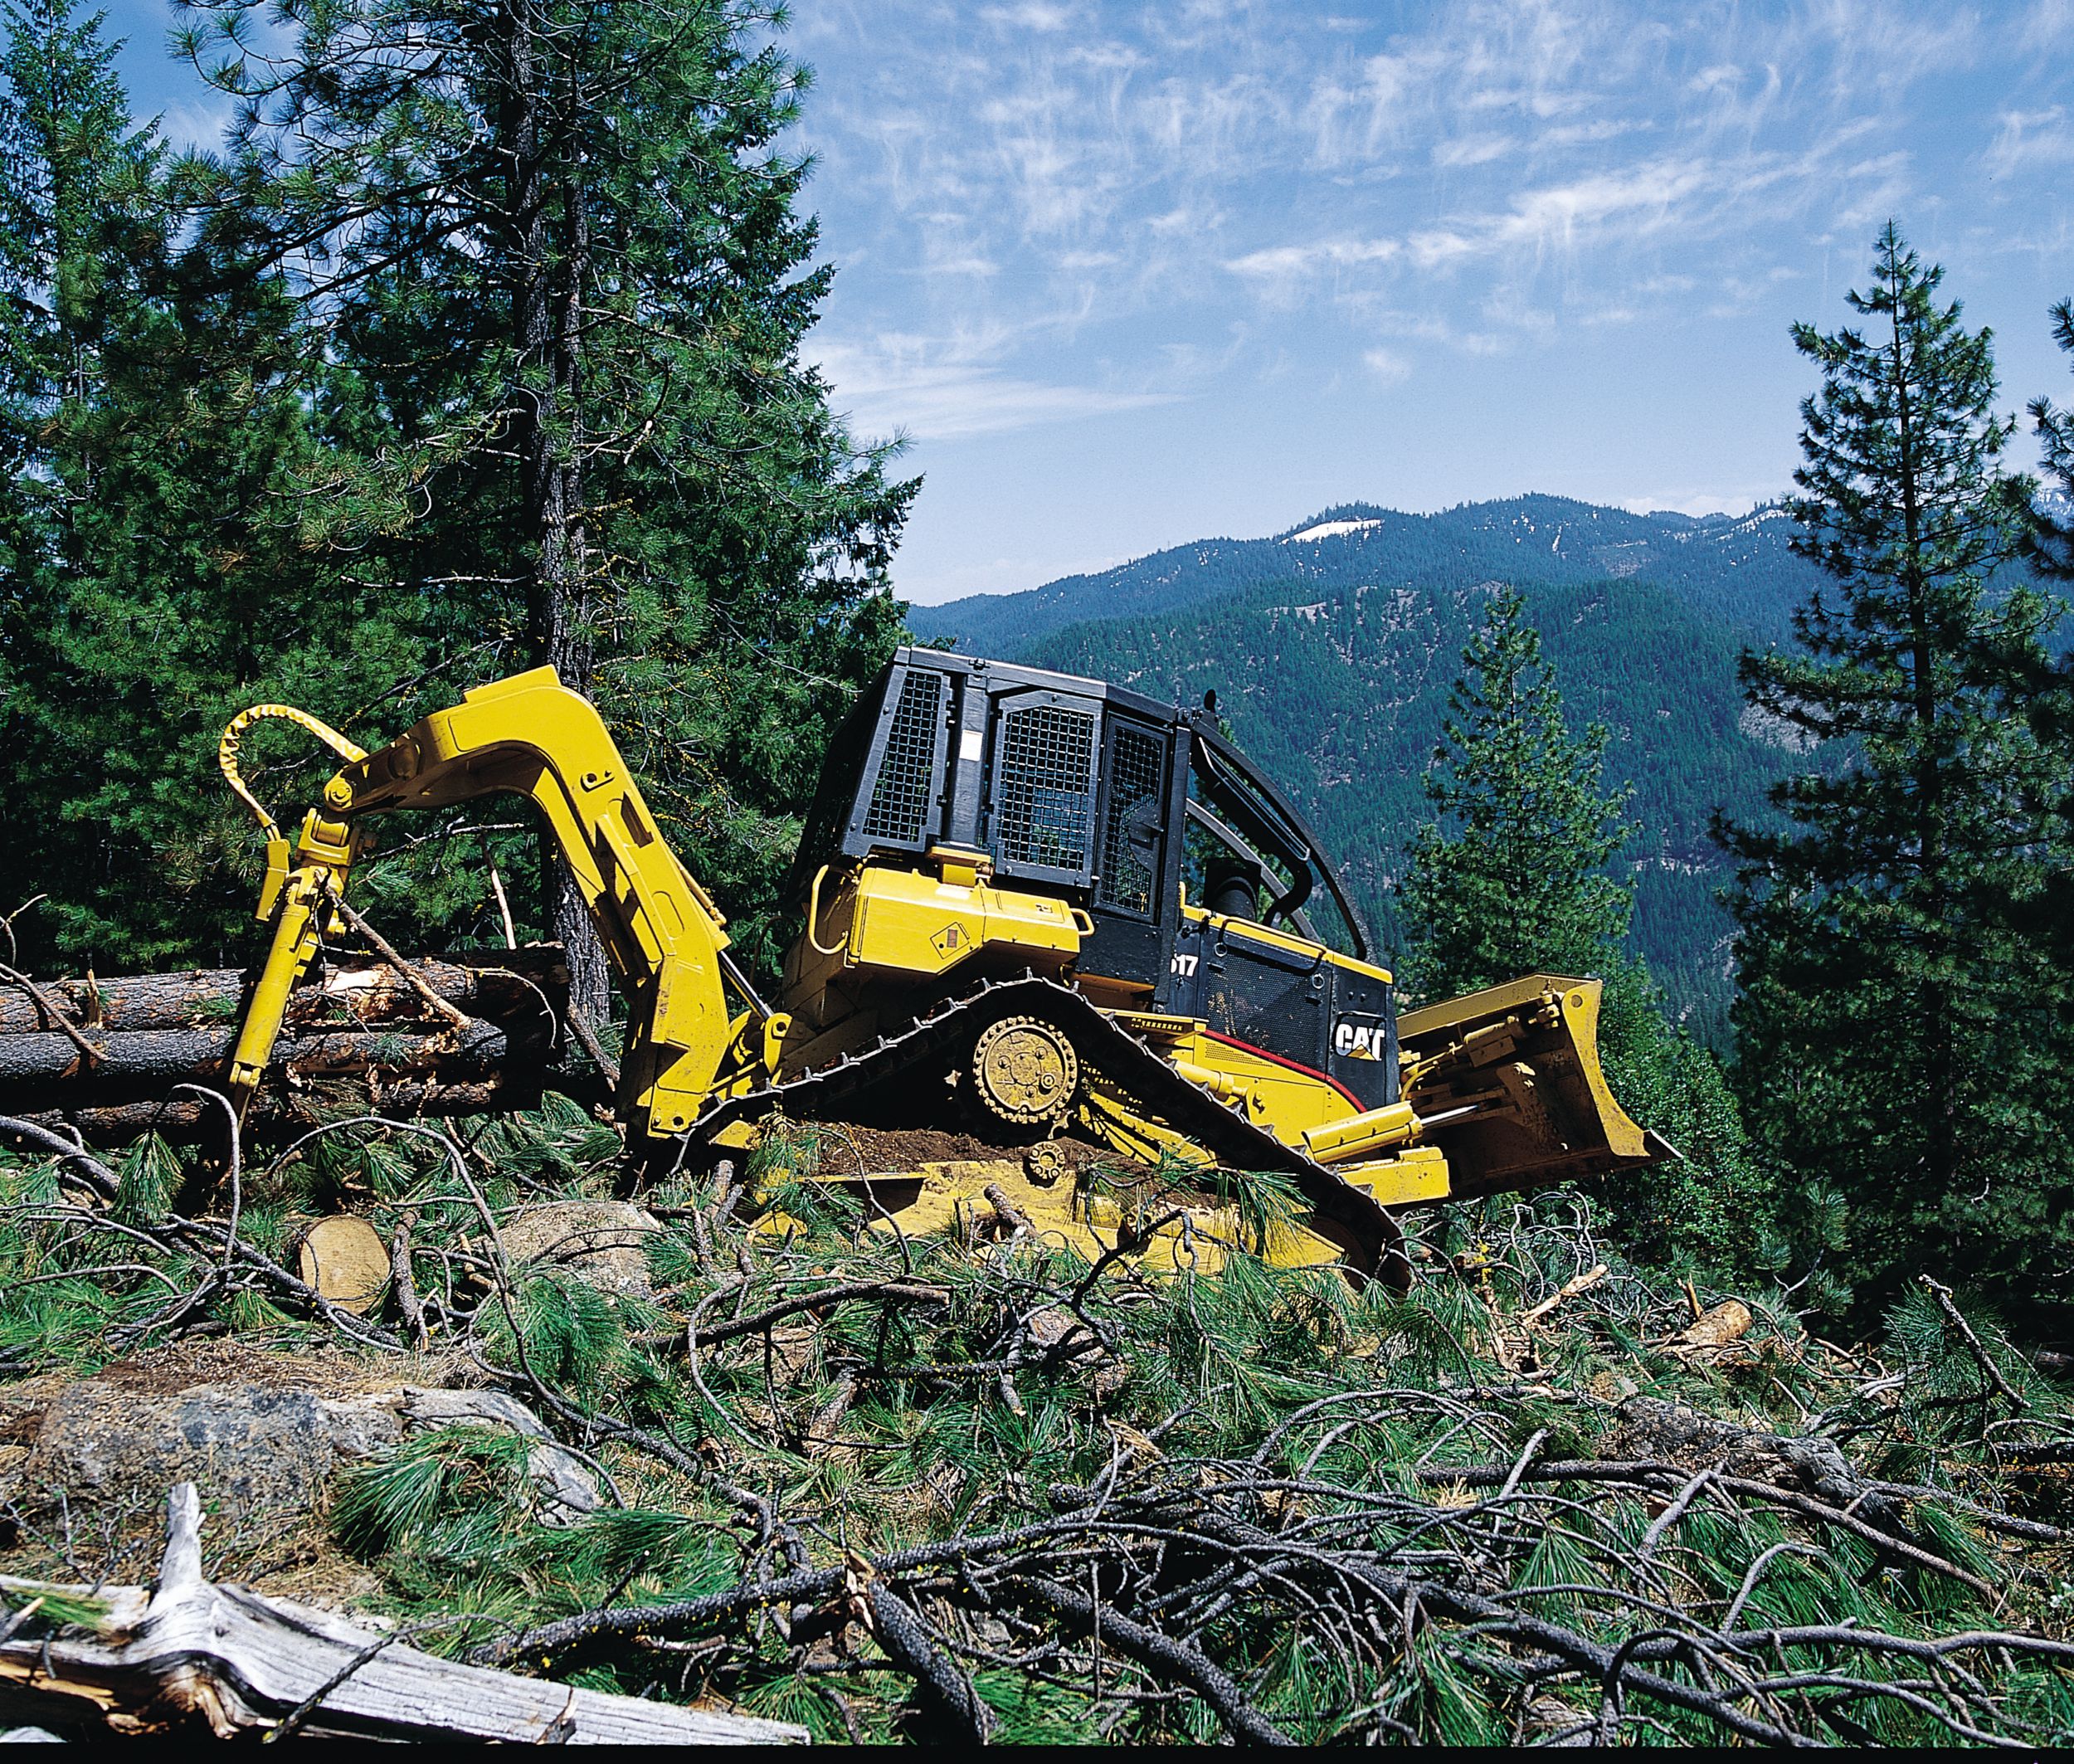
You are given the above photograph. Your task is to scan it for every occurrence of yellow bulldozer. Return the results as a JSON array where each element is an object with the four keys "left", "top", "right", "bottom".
[{"left": 215, "top": 649, "right": 1665, "bottom": 1283}]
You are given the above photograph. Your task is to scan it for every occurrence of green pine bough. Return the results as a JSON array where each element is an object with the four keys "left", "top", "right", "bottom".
[{"left": 0, "top": 1106, "right": 2069, "bottom": 1746}]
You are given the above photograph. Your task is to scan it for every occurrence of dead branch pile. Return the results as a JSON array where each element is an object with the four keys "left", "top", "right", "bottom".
[{"left": 0, "top": 1108, "right": 2063, "bottom": 1746}]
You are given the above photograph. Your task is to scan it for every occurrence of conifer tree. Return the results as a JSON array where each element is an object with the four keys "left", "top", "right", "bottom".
[
  {"left": 1401, "top": 586, "right": 1766, "bottom": 1274},
  {"left": 1397, "top": 585, "right": 1634, "bottom": 999},
  {"left": 0, "top": 0, "right": 402, "bottom": 970},
  {"left": 176, "top": 0, "right": 917, "bottom": 1013},
  {"left": 1720, "top": 224, "right": 2074, "bottom": 1326},
  {"left": 2023, "top": 300, "right": 2074, "bottom": 977}
]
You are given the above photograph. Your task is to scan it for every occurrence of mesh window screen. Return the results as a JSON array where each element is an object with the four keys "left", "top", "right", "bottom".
[
  {"left": 996, "top": 703, "right": 1097, "bottom": 871},
  {"left": 859, "top": 671, "right": 943, "bottom": 842},
  {"left": 1098, "top": 724, "right": 1165, "bottom": 912}
]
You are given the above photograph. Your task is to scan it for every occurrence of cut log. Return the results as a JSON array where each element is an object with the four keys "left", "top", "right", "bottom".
[
  {"left": 296, "top": 1216, "right": 393, "bottom": 1314},
  {"left": 8, "top": 1081, "right": 510, "bottom": 1141},
  {"left": 1675, "top": 1300, "right": 1755, "bottom": 1350},
  {"left": 0, "top": 1022, "right": 509, "bottom": 1086},
  {"left": 0, "top": 948, "right": 567, "bottom": 1035},
  {"left": 0, "top": 949, "right": 572, "bottom": 1142},
  {"left": 0, "top": 1484, "right": 806, "bottom": 1742}
]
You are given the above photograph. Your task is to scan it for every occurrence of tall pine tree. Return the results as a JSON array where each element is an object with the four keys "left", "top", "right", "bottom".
[
  {"left": 2023, "top": 300, "right": 2074, "bottom": 977},
  {"left": 0, "top": 0, "right": 407, "bottom": 970},
  {"left": 176, "top": 0, "right": 917, "bottom": 1012},
  {"left": 1720, "top": 224, "right": 2074, "bottom": 1328},
  {"left": 1402, "top": 586, "right": 1765, "bottom": 1273},
  {"left": 1397, "top": 585, "right": 1634, "bottom": 998}
]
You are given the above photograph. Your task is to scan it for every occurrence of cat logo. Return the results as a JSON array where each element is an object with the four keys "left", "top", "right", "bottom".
[{"left": 1333, "top": 1018, "right": 1386, "bottom": 1060}]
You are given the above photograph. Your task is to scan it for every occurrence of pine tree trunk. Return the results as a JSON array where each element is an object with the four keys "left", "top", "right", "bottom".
[
  {"left": 506, "top": 0, "right": 613, "bottom": 1037},
  {"left": 1889, "top": 276, "right": 1958, "bottom": 1193}
]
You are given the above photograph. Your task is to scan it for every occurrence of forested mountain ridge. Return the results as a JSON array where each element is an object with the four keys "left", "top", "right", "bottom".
[
  {"left": 913, "top": 491, "right": 2062, "bottom": 1043},
  {"left": 945, "top": 515, "right": 1812, "bottom": 1040},
  {"left": 911, "top": 494, "right": 1820, "bottom": 656}
]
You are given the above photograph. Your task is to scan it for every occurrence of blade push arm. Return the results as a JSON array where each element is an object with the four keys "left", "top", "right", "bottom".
[{"left": 222, "top": 669, "right": 766, "bottom": 1138}]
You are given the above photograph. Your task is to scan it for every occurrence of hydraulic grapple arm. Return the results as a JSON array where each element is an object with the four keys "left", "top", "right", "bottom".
[{"left": 221, "top": 669, "right": 773, "bottom": 1137}]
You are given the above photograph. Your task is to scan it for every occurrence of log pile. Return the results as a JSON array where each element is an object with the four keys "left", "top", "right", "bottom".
[{"left": 0, "top": 950, "right": 569, "bottom": 1139}]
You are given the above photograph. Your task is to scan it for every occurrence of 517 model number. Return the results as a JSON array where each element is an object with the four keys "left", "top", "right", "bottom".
[{"left": 1168, "top": 953, "right": 1200, "bottom": 977}]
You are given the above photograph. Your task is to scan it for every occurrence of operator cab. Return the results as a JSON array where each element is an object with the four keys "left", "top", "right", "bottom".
[{"left": 788, "top": 648, "right": 1399, "bottom": 1109}]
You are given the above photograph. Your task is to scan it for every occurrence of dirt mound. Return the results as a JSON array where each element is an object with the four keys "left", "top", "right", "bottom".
[{"left": 806, "top": 1123, "right": 1124, "bottom": 1175}]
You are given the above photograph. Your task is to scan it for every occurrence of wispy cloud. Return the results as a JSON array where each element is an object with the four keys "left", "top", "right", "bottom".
[
  {"left": 1361, "top": 346, "right": 1411, "bottom": 383},
  {"left": 150, "top": 94, "right": 237, "bottom": 153},
  {"left": 783, "top": 0, "right": 2074, "bottom": 585},
  {"left": 813, "top": 335, "right": 1176, "bottom": 442},
  {"left": 1987, "top": 106, "right": 2074, "bottom": 177}
]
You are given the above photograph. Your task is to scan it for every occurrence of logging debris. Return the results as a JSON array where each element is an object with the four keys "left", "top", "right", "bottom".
[
  {"left": 0, "top": 1484, "right": 803, "bottom": 1742},
  {"left": 0, "top": 950, "right": 570, "bottom": 1138},
  {"left": 0, "top": 1107, "right": 2067, "bottom": 1746}
]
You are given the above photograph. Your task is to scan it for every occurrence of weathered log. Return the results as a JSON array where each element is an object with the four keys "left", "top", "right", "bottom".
[
  {"left": 0, "top": 1484, "right": 806, "bottom": 1743},
  {"left": 0, "top": 1022, "right": 508, "bottom": 1087},
  {"left": 0, "top": 949, "right": 573, "bottom": 1141},
  {"left": 0, "top": 948, "right": 567, "bottom": 1036},
  {"left": 7, "top": 1081, "right": 511, "bottom": 1140}
]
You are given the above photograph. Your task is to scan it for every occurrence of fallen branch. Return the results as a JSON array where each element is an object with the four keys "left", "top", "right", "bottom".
[
  {"left": 0, "top": 1484, "right": 805, "bottom": 1742},
  {"left": 1521, "top": 1262, "right": 1607, "bottom": 1329},
  {"left": 1921, "top": 1274, "right": 2028, "bottom": 1409}
]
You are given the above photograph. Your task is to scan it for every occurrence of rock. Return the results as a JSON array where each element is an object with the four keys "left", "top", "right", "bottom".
[
  {"left": 0, "top": 1352, "right": 596, "bottom": 1527},
  {"left": 499, "top": 1201, "right": 660, "bottom": 1299},
  {"left": 14, "top": 1379, "right": 400, "bottom": 1517}
]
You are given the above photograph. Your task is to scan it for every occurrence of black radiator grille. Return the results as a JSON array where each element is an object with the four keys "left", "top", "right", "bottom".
[
  {"left": 859, "top": 671, "right": 943, "bottom": 843},
  {"left": 1098, "top": 724, "right": 1164, "bottom": 912},
  {"left": 996, "top": 704, "right": 1096, "bottom": 872}
]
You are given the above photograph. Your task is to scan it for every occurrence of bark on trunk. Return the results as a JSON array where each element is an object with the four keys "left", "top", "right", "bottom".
[
  {"left": 0, "top": 949, "right": 567, "bottom": 1036},
  {"left": 501, "top": 0, "right": 613, "bottom": 1034},
  {"left": 0, "top": 950, "right": 572, "bottom": 1143}
]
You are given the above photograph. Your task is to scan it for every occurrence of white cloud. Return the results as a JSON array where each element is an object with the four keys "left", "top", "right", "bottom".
[
  {"left": 814, "top": 336, "right": 1176, "bottom": 441},
  {"left": 151, "top": 95, "right": 237, "bottom": 153},
  {"left": 1224, "top": 237, "right": 1400, "bottom": 280},
  {"left": 980, "top": 2, "right": 1075, "bottom": 31},
  {"left": 1616, "top": 490, "right": 1767, "bottom": 519},
  {"left": 1361, "top": 346, "right": 1411, "bottom": 383},
  {"left": 1433, "top": 134, "right": 1516, "bottom": 168},
  {"left": 1987, "top": 107, "right": 2074, "bottom": 177}
]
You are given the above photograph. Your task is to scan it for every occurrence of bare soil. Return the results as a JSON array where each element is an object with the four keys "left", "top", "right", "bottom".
[{"left": 803, "top": 1123, "right": 1137, "bottom": 1176}]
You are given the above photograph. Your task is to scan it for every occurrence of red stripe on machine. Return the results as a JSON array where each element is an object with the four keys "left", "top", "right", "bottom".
[{"left": 1201, "top": 1029, "right": 1365, "bottom": 1111}]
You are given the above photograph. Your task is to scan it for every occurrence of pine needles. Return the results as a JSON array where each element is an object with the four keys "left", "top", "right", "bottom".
[{"left": 1, "top": 1112, "right": 2071, "bottom": 1744}]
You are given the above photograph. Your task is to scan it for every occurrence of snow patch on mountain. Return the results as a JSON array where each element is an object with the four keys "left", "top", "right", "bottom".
[{"left": 1284, "top": 518, "right": 1383, "bottom": 543}]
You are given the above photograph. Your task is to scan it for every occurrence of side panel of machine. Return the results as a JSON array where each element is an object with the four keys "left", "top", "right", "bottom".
[
  {"left": 1165, "top": 916, "right": 1397, "bottom": 1110},
  {"left": 847, "top": 660, "right": 954, "bottom": 855}
]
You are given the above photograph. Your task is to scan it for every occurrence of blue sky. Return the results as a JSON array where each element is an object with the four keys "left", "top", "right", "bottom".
[{"left": 101, "top": 1, "right": 2074, "bottom": 603}]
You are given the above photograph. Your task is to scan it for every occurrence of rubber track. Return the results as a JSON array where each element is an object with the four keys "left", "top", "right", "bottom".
[{"left": 688, "top": 972, "right": 1401, "bottom": 1279}]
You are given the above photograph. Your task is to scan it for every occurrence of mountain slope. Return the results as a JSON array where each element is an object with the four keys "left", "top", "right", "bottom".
[
  {"left": 912, "top": 494, "right": 1819, "bottom": 655},
  {"left": 1012, "top": 569, "right": 1796, "bottom": 1040}
]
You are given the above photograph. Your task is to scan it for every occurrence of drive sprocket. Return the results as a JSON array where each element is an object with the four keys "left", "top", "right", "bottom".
[{"left": 969, "top": 1014, "right": 1079, "bottom": 1127}]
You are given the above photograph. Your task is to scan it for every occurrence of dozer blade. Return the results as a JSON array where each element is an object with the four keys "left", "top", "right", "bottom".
[{"left": 1398, "top": 974, "right": 1671, "bottom": 1202}]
